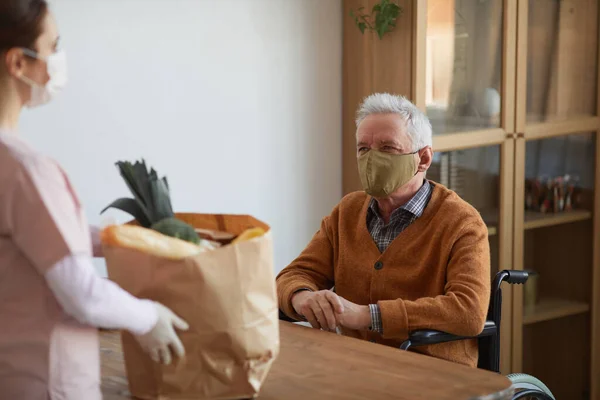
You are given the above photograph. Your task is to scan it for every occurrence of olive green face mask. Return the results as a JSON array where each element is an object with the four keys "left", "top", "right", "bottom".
[{"left": 357, "top": 150, "right": 418, "bottom": 198}]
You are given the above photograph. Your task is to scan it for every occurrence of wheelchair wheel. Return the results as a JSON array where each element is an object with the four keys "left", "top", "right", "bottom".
[{"left": 507, "top": 373, "right": 555, "bottom": 400}]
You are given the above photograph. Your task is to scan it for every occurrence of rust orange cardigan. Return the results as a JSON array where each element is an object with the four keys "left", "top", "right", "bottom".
[{"left": 276, "top": 182, "right": 491, "bottom": 367}]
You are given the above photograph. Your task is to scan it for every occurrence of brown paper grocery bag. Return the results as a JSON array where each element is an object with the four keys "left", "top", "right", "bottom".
[{"left": 103, "top": 213, "right": 279, "bottom": 399}]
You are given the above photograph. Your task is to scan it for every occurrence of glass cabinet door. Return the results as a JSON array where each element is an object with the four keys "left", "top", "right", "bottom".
[
  {"left": 428, "top": 145, "right": 501, "bottom": 269},
  {"left": 516, "top": 0, "right": 599, "bottom": 139},
  {"left": 515, "top": 132, "right": 596, "bottom": 400},
  {"left": 425, "top": 0, "right": 507, "bottom": 136},
  {"left": 523, "top": 0, "right": 598, "bottom": 124},
  {"left": 427, "top": 143, "right": 514, "bottom": 373},
  {"left": 420, "top": 0, "right": 600, "bottom": 395},
  {"left": 423, "top": 0, "right": 516, "bottom": 374},
  {"left": 513, "top": 4, "right": 599, "bottom": 397}
]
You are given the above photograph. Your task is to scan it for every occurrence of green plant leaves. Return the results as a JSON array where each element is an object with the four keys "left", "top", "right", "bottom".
[{"left": 350, "top": 0, "right": 402, "bottom": 39}]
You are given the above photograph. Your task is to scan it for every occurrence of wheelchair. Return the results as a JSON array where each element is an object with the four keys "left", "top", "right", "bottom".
[
  {"left": 400, "top": 270, "right": 555, "bottom": 399},
  {"left": 279, "top": 270, "right": 555, "bottom": 399}
]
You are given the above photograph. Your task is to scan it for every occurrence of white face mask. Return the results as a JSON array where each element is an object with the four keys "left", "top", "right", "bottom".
[{"left": 19, "top": 48, "right": 68, "bottom": 108}]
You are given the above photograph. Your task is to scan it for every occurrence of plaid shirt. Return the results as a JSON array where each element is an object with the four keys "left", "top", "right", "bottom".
[{"left": 367, "top": 180, "right": 433, "bottom": 334}]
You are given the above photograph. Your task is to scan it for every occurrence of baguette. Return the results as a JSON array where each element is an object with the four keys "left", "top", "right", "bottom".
[{"left": 101, "top": 224, "right": 210, "bottom": 260}]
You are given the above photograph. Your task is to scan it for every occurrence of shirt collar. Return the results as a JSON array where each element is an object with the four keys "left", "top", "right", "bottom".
[{"left": 368, "top": 180, "right": 432, "bottom": 219}]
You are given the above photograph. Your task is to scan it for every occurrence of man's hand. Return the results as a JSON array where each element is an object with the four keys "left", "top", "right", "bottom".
[
  {"left": 291, "top": 290, "right": 344, "bottom": 332},
  {"left": 335, "top": 296, "right": 371, "bottom": 331}
]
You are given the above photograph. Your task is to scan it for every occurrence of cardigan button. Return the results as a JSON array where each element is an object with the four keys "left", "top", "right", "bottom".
[{"left": 374, "top": 261, "right": 383, "bottom": 270}]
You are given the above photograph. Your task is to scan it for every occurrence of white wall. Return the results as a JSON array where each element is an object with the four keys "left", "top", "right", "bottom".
[{"left": 20, "top": 0, "right": 342, "bottom": 275}]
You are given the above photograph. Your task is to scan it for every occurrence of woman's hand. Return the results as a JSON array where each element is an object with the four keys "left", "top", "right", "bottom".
[{"left": 134, "top": 302, "right": 189, "bottom": 365}]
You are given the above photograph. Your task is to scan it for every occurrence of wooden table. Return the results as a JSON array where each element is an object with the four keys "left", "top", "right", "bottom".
[{"left": 101, "top": 322, "right": 514, "bottom": 400}]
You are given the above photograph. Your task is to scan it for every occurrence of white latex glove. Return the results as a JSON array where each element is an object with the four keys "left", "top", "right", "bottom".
[{"left": 134, "top": 302, "right": 189, "bottom": 365}]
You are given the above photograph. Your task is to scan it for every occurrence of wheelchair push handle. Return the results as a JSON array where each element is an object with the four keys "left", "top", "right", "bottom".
[{"left": 504, "top": 270, "right": 529, "bottom": 285}]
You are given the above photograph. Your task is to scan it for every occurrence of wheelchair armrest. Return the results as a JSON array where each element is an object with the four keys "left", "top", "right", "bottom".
[
  {"left": 407, "top": 330, "right": 471, "bottom": 346},
  {"left": 400, "top": 320, "right": 497, "bottom": 349}
]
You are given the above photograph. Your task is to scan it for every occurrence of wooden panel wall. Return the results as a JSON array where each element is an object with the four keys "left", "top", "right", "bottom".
[{"left": 342, "top": 0, "right": 415, "bottom": 194}]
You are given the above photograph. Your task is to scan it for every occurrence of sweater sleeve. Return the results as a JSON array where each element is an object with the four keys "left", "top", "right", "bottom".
[
  {"left": 378, "top": 219, "right": 491, "bottom": 339},
  {"left": 276, "top": 216, "right": 335, "bottom": 320}
]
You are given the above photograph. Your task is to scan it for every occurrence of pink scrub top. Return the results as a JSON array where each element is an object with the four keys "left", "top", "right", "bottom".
[{"left": 0, "top": 131, "right": 101, "bottom": 400}]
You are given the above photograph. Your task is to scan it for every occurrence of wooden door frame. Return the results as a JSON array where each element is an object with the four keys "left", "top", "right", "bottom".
[
  {"left": 511, "top": 134, "right": 525, "bottom": 373},
  {"left": 499, "top": 136, "right": 516, "bottom": 375},
  {"left": 525, "top": 117, "right": 600, "bottom": 140},
  {"left": 412, "top": 0, "right": 426, "bottom": 111},
  {"left": 510, "top": 0, "right": 527, "bottom": 374},
  {"left": 592, "top": 4, "right": 600, "bottom": 398}
]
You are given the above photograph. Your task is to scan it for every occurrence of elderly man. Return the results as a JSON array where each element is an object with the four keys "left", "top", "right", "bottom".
[{"left": 276, "top": 93, "right": 490, "bottom": 367}]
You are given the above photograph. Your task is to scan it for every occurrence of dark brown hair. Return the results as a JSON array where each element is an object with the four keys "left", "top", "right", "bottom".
[{"left": 0, "top": 0, "right": 47, "bottom": 52}]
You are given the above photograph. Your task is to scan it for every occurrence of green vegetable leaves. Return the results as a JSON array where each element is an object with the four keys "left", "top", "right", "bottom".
[
  {"left": 101, "top": 197, "right": 151, "bottom": 227},
  {"left": 102, "top": 159, "right": 201, "bottom": 244},
  {"left": 151, "top": 217, "right": 200, "bottom": 245},
  {"left": 101, "top": 159, "right": 175, "bottom": 227}
]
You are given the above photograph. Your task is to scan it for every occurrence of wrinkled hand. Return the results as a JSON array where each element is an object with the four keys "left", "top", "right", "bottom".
[
  {"left": 134, "top": 302, "right": 189, "bottom": 365},
  {"left": 291, "top": 290, "right": 344, "bottom": 332},
  {"left": 335, "top": 296, "right": 371, "bottom": 331}
]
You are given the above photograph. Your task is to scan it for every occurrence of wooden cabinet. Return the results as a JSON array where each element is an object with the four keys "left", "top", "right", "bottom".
[{"left": 342, "top": 1, "right": 600, "bottom": 398}]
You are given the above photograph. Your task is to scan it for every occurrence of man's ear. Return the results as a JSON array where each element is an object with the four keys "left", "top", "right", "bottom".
[{"left": 417, "top": 146, "right": 433, "bottom": 173}]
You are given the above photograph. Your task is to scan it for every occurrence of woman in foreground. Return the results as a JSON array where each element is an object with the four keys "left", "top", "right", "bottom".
[{"left": 0, "top": 1, "right": 188, "bottom": 398}]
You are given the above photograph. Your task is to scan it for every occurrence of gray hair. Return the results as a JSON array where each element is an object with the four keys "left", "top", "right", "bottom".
[{"left": 355, "top": 93, "right": 433, "bottom": 151}]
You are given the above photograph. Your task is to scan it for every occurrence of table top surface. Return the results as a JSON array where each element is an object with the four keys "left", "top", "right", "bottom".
[{"left": 101, "top": 322, "right": 513, "bottom": 400}]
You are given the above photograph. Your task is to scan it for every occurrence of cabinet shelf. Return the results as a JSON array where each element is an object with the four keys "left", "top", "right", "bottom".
[
  {"left": 523, "top": 210, "right": 592, "bottom": 230},
  {"left": 523, "top": 298, "right": 590, "bottom": 325},
  {"left": 481, "top": 209, "right": 592, "bottom": 235}
]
